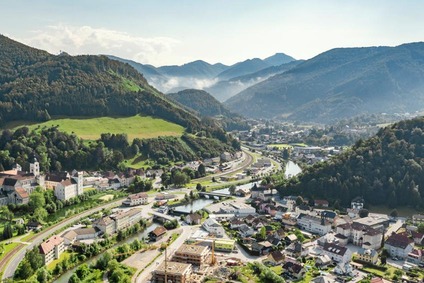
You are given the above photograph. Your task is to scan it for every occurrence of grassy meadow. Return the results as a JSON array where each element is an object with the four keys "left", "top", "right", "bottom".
[{"left": 8, "top": 115, "right": 185, "bottom": 141}]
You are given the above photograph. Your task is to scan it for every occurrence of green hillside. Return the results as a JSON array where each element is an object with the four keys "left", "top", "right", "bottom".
[
  {"left": 278, "top": 116, "right": 424, "bottom": 209},
  {"left": 8, "top": 115, "right": 184, "bottom": 141},
  {"left": 0, "top": 35, "right": 202, "bottom": 132}
]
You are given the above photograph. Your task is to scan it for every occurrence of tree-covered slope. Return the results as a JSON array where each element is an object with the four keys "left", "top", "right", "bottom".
[
  {"left": 278, "top": 117, "right": 424, "bottom": 208},
  {"left": 167, "top": 89, "right": 232, "bottom": 117},
  {"left": 226, "top": 43, "right": 424, "bottom": 122},
  {"left": 0, "top": 35, "right": 202, "bottom": 131}
]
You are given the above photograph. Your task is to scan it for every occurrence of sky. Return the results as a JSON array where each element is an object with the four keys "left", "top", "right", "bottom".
[{"left": 1, "top": 0, "right": 424, "bottom": 66}]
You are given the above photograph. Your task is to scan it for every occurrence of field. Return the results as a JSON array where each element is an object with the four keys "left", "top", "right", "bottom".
[{"left": 8, "top": 115, "right": 185, "bottom": 141}]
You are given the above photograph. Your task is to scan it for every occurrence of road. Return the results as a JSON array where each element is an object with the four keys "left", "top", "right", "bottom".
[
  {"left": 1, "top": 197, "right": 126, "bottom": 280},
  {"left": 134, "top": 225, "right": 198, "bottom": 283}
]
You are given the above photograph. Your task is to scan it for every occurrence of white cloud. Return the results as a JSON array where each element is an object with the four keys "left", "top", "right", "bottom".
[{"left": 21, "top": 24, "right": 179, "bottom": 65}]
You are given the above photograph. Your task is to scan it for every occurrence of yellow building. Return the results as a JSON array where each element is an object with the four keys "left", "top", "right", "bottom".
[{"left": 214, "top": 239, "right": 235, "bottom": 252}]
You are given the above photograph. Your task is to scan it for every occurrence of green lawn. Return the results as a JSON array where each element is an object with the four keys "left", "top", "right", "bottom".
[
  {"left": 268, "top": 144, "right": 293, "bottom": 149},
  {"left": 0, "top": 242, "right": 20, "bottom": 262},
  {"left": 8, "top": 115, "right": 185, "bottom": 141}
]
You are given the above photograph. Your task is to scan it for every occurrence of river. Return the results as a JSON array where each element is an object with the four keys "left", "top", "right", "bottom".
[
  {"left": 284, "top": 160, "right": 302, "bottom": 178},
  {"left": 55, "top": 223, "right": 160, "bottom": 283}
]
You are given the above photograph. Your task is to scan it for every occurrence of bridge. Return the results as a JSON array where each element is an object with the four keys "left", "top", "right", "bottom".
[
  {"left": 150, "top": 211, "right": 176, "bottom": 223},
  {"left": 198, "top": 191, "right": 230, "bottom": 199}
]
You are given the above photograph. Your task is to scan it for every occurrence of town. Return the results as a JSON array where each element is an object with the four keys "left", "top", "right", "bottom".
[{"left": 2, "top": 149, "right": 423, "bottom": 283}]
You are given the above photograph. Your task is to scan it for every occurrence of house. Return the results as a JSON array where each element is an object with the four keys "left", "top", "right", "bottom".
[
  {"left": 245, "top": 214, "right": 256, "bottom": 225},
  {"left": 356, "top": 248, "right": 378, "bottom": 265},
  {"left": 10, "top": 187, "right": 29, "bottom": 204},
  {"left": 173, "top": 244, "right": 210, "bottom": 266},
  {"left": 295, "top": 204, "right": 311, "bottom": 214},
  {"left": 39, "top": 235, "right": 65, "bottom": 265},
  {"left": 311, "top": 275, "right": 334, "bottom": 283},
  {"left": 238, "top": 224, "right": 255, "bottom": 238},
  {"left": 322, "top": 242, "right": 352, "bottom": 263},
  {"left": 334, "top": 262, "right": 355, "bottom": 276},
  {"left": 384, "top": 233, "right": 414, "bottom": 259},
  {"left": 407, "top": 249, "right": 424, "bottom": 265},
  {"left": 316, "top": 254, "right": 332, "bottom": 267},
  {"left": 314, "top": 199, "right": 329, "bottom": 208},
  {"left": 220, "top": 152, "right": 233, "bottom": 162},
  {"left": 285, "top": 241, "right": 305, "bottom": 257},
  {"left": 297, "top": 213, "right": 331, "bottom": 236},
  {"left": 230, "top": 203, "right": 256, "bottom": 216},
  {"left": 27, "top": 221, "right": 42, "bottom": 231},
  {"left": 252, "top": 218, "right": 265, "bottom": 230},
  {"left": 252, "top": 241, "right": 273, "bottom": 255},
  {"left": 351, "top": 197, "right": 364, "bottom": 210},
  {"left": 185, "top": 213, "right": 202, "bottom": 225},
  {"left": 283, "top": 261, "right": 306, "bottom": 279},
  {"left": 412, "top": 214, "right": 424, "bottom": 224},
  {"left": 285, "top": 234, "right": 298, "bottom": 245},
  {"left": 202, "top": 218, "right": 225, "bottom": 237},
  {"left": 122, "top": 192, "right": 148, "bottom": 206},
  {"left": 264, "top": 250, "right": 285, "bottom": 265},
  {"left": 54, "top": 178, "right": 83, "bottom": 201},
  {"left": 229, "top": 218, "right": 245, "bottom": 229},
  {"left": 95, "top": 216, "right": 116, "bottom": 235},
  {"left": 149, "top": 226, "right": 167, "bottom": 241},
  {"left": 410, "top": 231, "right": 424, "bottom": 245},
  {"left": 152, "top": 261, "right": 192, "bottom": 283}
]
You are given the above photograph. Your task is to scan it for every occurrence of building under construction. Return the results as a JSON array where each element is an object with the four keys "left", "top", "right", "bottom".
[
  {"left": 172, "top": 244, "right": 210, "bottom": 266},
  {"left": 152, "top": 261, "right": 192, "bottom": 283}
]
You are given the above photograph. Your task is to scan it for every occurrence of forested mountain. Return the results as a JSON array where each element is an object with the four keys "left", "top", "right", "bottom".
[
  {"left": 0, "top": 35, "right": 203, "bottom": 132},
  {"left": 108, "top": 52, "right": 297, "bottom": 101},
  {"left": 167, "top": 89, "right": 232, "bottom": 117},
  {"left": 278, "top": 117, "right": 424, "bottom": 209},
  {"left": 205, "top": 60, "right": 302, "bottom": 101},
  {"left": 226, "top": 43, "right": 424, "bottom": 122},
  {"left": 167, "top": 89, "right": 249, "bottom": 131}
]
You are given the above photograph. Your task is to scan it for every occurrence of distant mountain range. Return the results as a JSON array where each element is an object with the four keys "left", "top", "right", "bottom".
[
  {"left": 226, "top": 42, "right": 424, "bottom": 123},
  {"left": 107, "top": 52, "right": 296, "bottom": 101}
]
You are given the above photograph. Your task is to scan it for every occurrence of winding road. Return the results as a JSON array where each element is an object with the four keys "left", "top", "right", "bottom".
[{"left": 0, "top": 149, "right": 258, "bottom": 280}]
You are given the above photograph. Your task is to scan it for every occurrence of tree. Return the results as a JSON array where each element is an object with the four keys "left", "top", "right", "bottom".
[
  {"left": 196, "top": 183, "right": 202, "bottom": 191},
  {"left": 295, "top": 196, "right": 304, "bottom": 206},
  {"left": 33, "top": 207, "right": 48, "bottom": 222},
  {"left": 29, "top": 191, "right": 46, "bottom": 212},
  {"left": 229, "top": 185, "right": 236, "bottom": 195},
  {"left": 359, "top": 209, "right": 369, "bottom": 218},
  {"left": 417, "top": 223, "right": 424, "bottom": 234},
  {"left": 197, "top": 164, "right": 206, "bottom": 177},
  {"left": 390, "top": 209, "right": 398, "bottom": 218},
  {"left": 2, "top": 223, "right": 13, "bottom": 240},
  {"left": 257, "top": 227, "right": 266, "bottom": 241},
  {"left": 76, "top": 264, "right": 90, "bottom": 279},
  {"left": 36, "top": 268, "right": 51, "bottom": 283},
  {"left": 173, "top": 171, "right": 190, "bottom": 187},
  {"left": 14, "top": 259, "right": 33, "bottom": 280},
  {"left": 69, "top": 273, "right": 81, "bottom": 283}
]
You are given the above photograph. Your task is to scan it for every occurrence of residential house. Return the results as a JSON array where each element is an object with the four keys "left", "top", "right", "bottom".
[
  {"left": 122, "top": 192, "right": 148, "bottom": 206},
  {"left": 27, "top": 221, "right": 42, "bottom": 231},
  {"left": 316, "top": 255, "right": 332, "bottom": 267},
  {"left": 410, "top": 231, "right": 424, "bottom": 245},
  {"left": 238, "top": 224, "right": 255, "bottom": 238},
  {"left": 322, "top": 242, "right": 352, "bottom": 263},
  {"left": 62, "top": 230, "right": 78, "bottom": 245},
  {"left": 356, "top": 248, "right": 379, "bottom": 265},
  {"left": 185, "top": 213, "right": 202, "bottom": 225},
  {"left": 173, "top": 244, "right": 210, "bottom": 266},
  {"left": 39, "top": 235, "right": 65, "bottom": 265},
  {"left": 149, "top": 226, "right": 167, "bottom": 241},
  {"left": 229, "top": 218, "right": 244, "bottom": 229},
  {"left": 412, "top": 214, "right": 424, "bottom": 225},
  {"left": 152, "top": 261, "right": 192, "bottom": 283},
  {"left": 351, "top": 197, "right": 364, "bottom": 210},
  {"left": 252, "top": 241, "right": 273, "bottom": 255},
  {"left": 285, "top": 234, "right": 298, "bottom": 245},
  {"left": 314, "top": 199, "right": 329, "bottom": 208},
  {"left": 407, "top": 249, "right": 424, "bottom": 265},
  {"left": 264, "top": 250, "right": 285, "bottom": 266},
  {"left": 230, "top": 203, "right": 256, "bottom": 216},
  {"left": 297, "top": 213, "right": 331, "bottom": 236},
  {"left": 295, "top": 204, "right": 311, "bottom": 214},
  {"left": 283, "top": 261, "right": 306, "bottom": 279},
  {"left": 10, "top": 187, "right": 29, "bottom": 204},
  {"left": 384, "top": 233, "right": 414, "bottom": 259},
  {"left": 202, "top": 218, "right": 225, "bottom": 237}
]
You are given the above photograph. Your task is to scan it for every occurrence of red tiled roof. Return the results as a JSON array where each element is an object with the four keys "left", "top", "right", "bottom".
[
  {"left": 40, "top": 235, "right": 64, "bottom": 254},
  {"left": 15, "top": 187, "right": 29, "bottom": 199},
  {"left": 151, "top": 226, "right": 167, "bottom": 237}
]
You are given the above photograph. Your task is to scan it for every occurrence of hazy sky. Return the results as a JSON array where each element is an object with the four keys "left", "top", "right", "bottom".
[{"left": 1, "top": 0, "right": 424, "bottom": 66}]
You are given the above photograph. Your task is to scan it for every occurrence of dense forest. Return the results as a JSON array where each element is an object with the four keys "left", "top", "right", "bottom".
[
  {"left": 0, "top": 127, "right": 239, "bottom": 172},
  {"left": 0, "top": 35, "right": 211, "bottom": 133},
  {"left": 278, "top": 117, "right": 424, "bottom": 209}
]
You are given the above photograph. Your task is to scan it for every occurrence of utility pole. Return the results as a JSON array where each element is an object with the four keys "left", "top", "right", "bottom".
[{"left": 164, "top": 246, "right": 167, "bottom": 283}]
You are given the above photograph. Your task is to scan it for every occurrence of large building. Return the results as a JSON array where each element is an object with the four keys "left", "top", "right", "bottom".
[
  {"left": 39, "top": 235, "right": 65, "bottom": 265},
  {"left": 384, "top": 233, "right": 414, "bottom": 259},
  {"left": 95, "top": 216, "right": 116, "bottom": 235},
  {"left": 173, "top": 244, "right": 210, "bottom": 266},
  {"left": 322, "top": 242, "right": 352, "bottom": 263},
  {"left": 152, "top": 261, "right": 192, "bottom": 283},
  {"left": 53, "top": 171, "right": 84, "bottom": 201},
  {"left": 111, "top": 208, "right": 142, "bottom": 231},
  {"left": 336, "top": 222, "right": 383, "bottom": 250},
  {"left": 297, "top": 213, "right": 331, "bottom": 236},
  {"left": 122, "top": 192, "right": 148, "bottom": 206}
]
